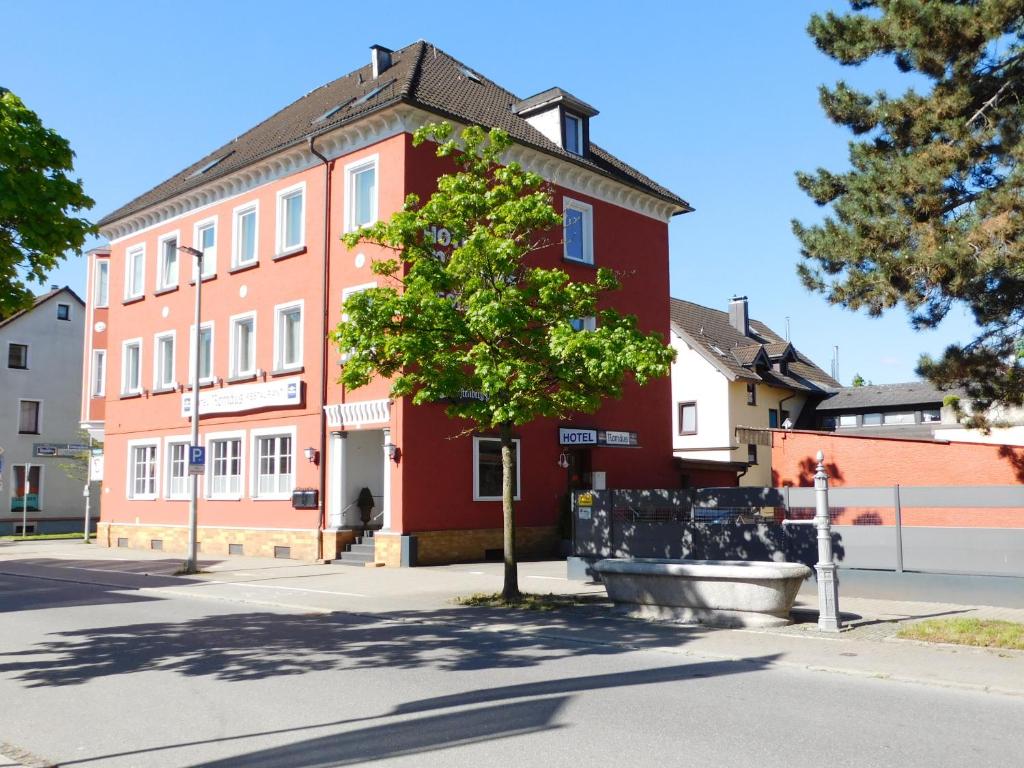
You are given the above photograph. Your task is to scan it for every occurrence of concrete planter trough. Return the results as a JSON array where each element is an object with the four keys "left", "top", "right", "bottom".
[{"left": 594, "top": 558, "right": 812, "bottom": 628}]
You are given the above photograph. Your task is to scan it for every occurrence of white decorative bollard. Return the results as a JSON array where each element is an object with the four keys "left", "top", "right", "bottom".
[{"left": 814, "top": 450, "right": 842, "bottom": 632}]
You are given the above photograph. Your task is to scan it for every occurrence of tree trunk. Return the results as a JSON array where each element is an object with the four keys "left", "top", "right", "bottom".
[{"left": 499, "top": 422, "right": 520, "bottom": 602}]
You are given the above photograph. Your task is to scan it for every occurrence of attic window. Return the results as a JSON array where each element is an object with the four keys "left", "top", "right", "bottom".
[
  {"left": 313, "top": 98, "right": 355, "bottom": 124},
  {"left": 353, "top": 78, "right": 396, "bottom": 107},
  {"left": 188, "top": 152, "right": 234, "bottom": 178},
  {"left": 564, "top": 112, "right": 583, "bottom": 155},
  {"left": 459, "top": 66, "right": 482, "bottom": 84}
]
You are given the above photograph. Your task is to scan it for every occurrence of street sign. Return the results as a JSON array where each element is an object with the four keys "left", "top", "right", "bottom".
[
  {"left": 89, "top": 455, "right": 104, "bottom": 482},
  {"left": 188, "top": 445, "right": 205, "bottom": 475}
]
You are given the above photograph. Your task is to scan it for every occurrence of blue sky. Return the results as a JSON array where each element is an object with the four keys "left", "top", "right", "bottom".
[{"left": 2, "top": 0, "right": 979, "bottom": 385}]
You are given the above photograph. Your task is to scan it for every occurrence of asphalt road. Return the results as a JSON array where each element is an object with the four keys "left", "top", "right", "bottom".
[{"left": 1, "top": 566, "right": 1022, "bottom": 768}]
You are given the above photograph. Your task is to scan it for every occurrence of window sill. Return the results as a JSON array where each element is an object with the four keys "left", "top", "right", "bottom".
[
  {"left": 189, "top": 274, "right": 218, "bottom": 286},
  {"left": 271, "top": 366, "right": 304, "bottom": 377},
  {"left": 473, "top": 496, "right": 522, "bottom": 503},
  {"left": 151, "top": 386, "right": 176, "bottom": 395},
  {"left": 127, "top": 496, "right": 157, "bottom": 502},
  {"left": 122, "top": 295, "right": 145, "bottom": 306},
  {"left": 154, "top": 285, "right": 179, "bottom": 296},
  {"left": 273, "top": 246, "right": 307, "bottom": 261},
  {"left": 9, "top": 366, "right": 28, "bottom": 371},
  {"left": 119, "top": 392, "right": 143, "bottom": 400},
  {"left": 227, "top": 373, "right": 257, "bottom": 384},
  {"left": 18, "top": 431, "right": 40, "bottom": 436},
  {"left": 562, "top": 257, "right": 596, "bottom": 269},
  {"left": 206, "top": 495, "right": 243, "bottom": 502},
  {"left": 678, "top": 431, "right": 698, "bottom": 437},
  {"left": 166, "top": 497, "right": 189, "bottom": 502},
  {"left": 229, "top": 261, "right": 260, "bottom": 275},
  {"left": 252, "top": 495, "right": 292, "bottom": 502}
]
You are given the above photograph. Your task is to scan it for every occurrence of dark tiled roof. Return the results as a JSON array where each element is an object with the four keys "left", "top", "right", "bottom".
[
  {"left": 99, "top": 41, "right": 690, "bottom": 227},
  {"left": 512, "top": 87, "right": 598, "bottom": 117},
  {"left": 0, "top": 286, "right": 84, "bottom": 329},
  {"left": 669, "top": 298, "right": 840, "bottom": 393},
  {"left": 815, "top": 381, "right": 963, "bottom": 412}
]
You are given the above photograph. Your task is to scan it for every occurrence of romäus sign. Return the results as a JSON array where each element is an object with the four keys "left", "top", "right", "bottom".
[{"left": 181, "top": 377, "right": 303, "bottom": 417}]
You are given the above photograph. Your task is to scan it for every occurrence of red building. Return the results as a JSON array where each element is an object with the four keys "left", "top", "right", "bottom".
[{"left": 87, "top": 42, "right": 691, "bottom": 565}]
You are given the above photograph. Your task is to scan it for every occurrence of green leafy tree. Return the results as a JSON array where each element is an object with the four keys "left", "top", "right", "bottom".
[
  {"left": 851, "top": 373, "right": 867, "bottom": 387},
  {"left": 332, "top": 123, "right": 674, "bottom": 600},
  {"left": 0, "top": 89, "right": 95, "bottom": 316},
  {"left": 793, "top": 2, "right": 1024, "bottom": 419}
]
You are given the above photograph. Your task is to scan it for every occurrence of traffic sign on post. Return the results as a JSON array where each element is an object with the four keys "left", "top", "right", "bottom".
[{"left": 188, "top": 446, "right": 205, "bottom": 475}]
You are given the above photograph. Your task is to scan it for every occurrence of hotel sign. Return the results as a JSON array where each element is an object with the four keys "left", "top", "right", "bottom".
[
  {"left": 182, "top": 377, "right": 303, "bottom": 417},
  {"left": 558, "top": 428, "right": 639, "bottom": 447}
]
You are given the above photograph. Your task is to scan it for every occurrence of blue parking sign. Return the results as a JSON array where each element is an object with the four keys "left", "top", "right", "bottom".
[{"left": 188, "top": 446, "right": 205, "bottom": 475}]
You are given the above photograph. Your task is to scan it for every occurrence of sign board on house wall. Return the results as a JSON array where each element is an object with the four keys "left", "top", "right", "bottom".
[
  {"left": 89, "top": 455, "right": 104, "bottom": 482},
  {"left": 558, "top": 428, "right": 639, "bottom": 447},
  {"left": 181, "top": 377, "right": 303, "bottom": 417},
  {"left": 33, "top": 443, "right": 90, "bottom": 458}
]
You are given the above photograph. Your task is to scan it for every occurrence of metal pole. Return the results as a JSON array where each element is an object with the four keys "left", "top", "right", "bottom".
[
  {"left": 893, "top": 484, "right": 904, "bottom": 574},
  {"left": 22, "top": 462, "right": 31, "bottom": 538},
  {"left": 83, "top": 436, "right": 92, "bottom": 543},
  {"left": 813, "top": 450, "right": 841, "bottom": 632},
  {"left": 184, "top": 250, "right": 203, "bottom": 574}
]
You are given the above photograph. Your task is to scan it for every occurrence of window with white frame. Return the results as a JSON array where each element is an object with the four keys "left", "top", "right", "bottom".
[
  {"left": 165, "top": 440, "right": 190, "bottom": 499},
  {"left": 208, "top": 434, "right": 243, "bottom": 498},
  {"left": 122, "top": 339, "right": 142, "bottom": 394},
  {"left": 252, "top": 430, "right": 294, "bottom": 498},
  {"left": 562, "top": 198, "right": 593, "bottom": 264},
  {"left": 274, "top": 302, "right": 303, "bottom": 371},
  {"left": 190, "top": 324, "right": 214, "bottom": 383},
  {"left": 233, "top": 202, "right": 259, "bottom": 267},
  {"left": 570, "top": 316, "right": 596, "bottom": 332},
  {"left": 564, "top": 112, "right": 583, "bottom": 155},
  {"left": 679, "top": 402, "right": 697, "bottom": 435},
  {"left": 94, "top": 260, "right": 109, "bottom": 307},
  {"left": 125, "top": 245, "right": 145, "bottom": 299},
  {"left": 230, "top": 314, "right": 256, "bottom": 378},
  {"left": 128, "top": 442, "right": 158, "bottom": 499},
  {"left": 345, "top": 156, "right": 378, "bottom": 231},
  {"left": 18, "top": 399, "right": 40, "bottom": 434},
  {"left": 157, "top": 232, "right": 179, "bottom": 290},
  {"left": 473, "top": 436, "right": 520, "bottom": 501},
  {"left": 154, "top": 332, "right": 175, "bottom": 390},
  {"left": 276, "top": 183, "right": 305, "bottom": 253},
  {"left": 92, "top": 349, "right": 106, "bottom": 397},
  {"left": 193, "top": 218, "right": 217, "bottom": 279}
]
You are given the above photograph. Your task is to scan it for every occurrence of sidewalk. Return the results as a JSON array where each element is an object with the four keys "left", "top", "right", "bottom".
[{"left": 2, "top": 539, "right": 1022, "bottom": 697}]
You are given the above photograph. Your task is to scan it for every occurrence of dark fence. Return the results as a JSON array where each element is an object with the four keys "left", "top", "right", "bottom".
[{"left": 572, "top": 486, "right": 1024, "bottom": 578}]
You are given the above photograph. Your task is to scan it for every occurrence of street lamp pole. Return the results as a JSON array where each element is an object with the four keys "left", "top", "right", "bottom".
[{"left": 180, "top": 245, "right": 204, "bottom": 574}]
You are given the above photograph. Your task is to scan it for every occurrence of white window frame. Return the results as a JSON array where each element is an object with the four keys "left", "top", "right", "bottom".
[
  {"left": 275, "top": 181, "right": 306, "bottom": 254},
  {"left": 156, "top": 230, "right": 181, "bottom": 291},
  {"left": 273, "top": 300, "right": 304, "bottom": 371},
  {"left": 92, "top": 349, "right": 106, "bottom": 397},
  {"left": 121, "top": 338, "right": 143, "bottom": 395},
  {"left": 232, "top": 200, "right": 260, "bottom": 268},
  {"left": 124, "top": 244, "right": 146, "bottom": 300},
  {"left": 229, "top": 312, "right": 257, "bottom": 379},
  {"left": 570, "top": 316, "right": 596, "bottom": 332},
  {"left": 205, "top": 429, "right": 246, "bottom": 500},
  {"left": 562, "top": 197, "right": 593, "bottom": 265},
  {"left": 250, "top": 426, "right": 296, "bottom": 500},
  {"left": 11, "top": 464, "right": 44, "bottom": 512},
  {"left": 126, "top": 438, "right": 159, "bottom": 501},
  {"left": 189, "top": 322, "right": 215, "bottom": 385},
  {"left": 473, "top": 436, "right": 521, "bottom": 502},
  {"left": 192, "top": 216, "right": 218, "bottom": 279},
  {"left": 17, "top": 398, "right": 42, "bottom": 435},
  {"left": 153, "top": 330, "right": 176, "bottom": 391},
  {"left": 163, "top": 436, "right": 192, "bottom": 500},
  {"left": 344, "top": 154, "right": 379, "bottom": 233},
  {"left": 94, "top": 259, "right": 110, "bottom": 308}
]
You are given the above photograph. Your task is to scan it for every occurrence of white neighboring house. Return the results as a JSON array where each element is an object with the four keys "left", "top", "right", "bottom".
[
  {"left": 0, "top": 287, "right": 89, "bottom": 534},
  {"left": 670, "top": 296, "right": 839, "bottom": 487}
]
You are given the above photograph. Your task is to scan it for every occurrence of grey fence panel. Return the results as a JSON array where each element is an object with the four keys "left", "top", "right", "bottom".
[
  {"left": 572, "top": 490, "right": 612, "bottom": 558},
  {"left": 897, "top": 485, "right": 1024, "bottom": 508},
  {"left": 829, "top": 525, "right": 898, "bottom": 570},
  {"left": 901, "top": 527, "right": 1024, "bottom": 577}
]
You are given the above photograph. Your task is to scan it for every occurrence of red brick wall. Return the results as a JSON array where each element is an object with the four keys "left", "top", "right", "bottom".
[{"left": 771, "top": 430, "right": 1024, "bottom": 527}]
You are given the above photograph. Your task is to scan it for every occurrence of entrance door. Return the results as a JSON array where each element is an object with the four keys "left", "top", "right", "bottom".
[{"left": 566, "top": 449, "right": 592, "bottom": 492}]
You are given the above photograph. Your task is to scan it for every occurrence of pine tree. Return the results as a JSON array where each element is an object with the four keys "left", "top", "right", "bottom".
[{"left": 793, "top": 1, "right": 1024, "bottom": 418}]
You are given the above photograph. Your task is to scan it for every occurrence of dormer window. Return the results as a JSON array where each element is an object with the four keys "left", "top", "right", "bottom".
[{"left": 564, "top": 113, "right": 583, "bottom": 155}]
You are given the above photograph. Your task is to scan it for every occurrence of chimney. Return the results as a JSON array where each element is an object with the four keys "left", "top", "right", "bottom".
[
  {"left": 370, "top": 44, "right": 393, "bottom": 79},
  {"left": 729, "top": 295, "right": 749, "bottom": 336},
  {"left": 50, "top": 284, "right": 59, "bottom": 291}
]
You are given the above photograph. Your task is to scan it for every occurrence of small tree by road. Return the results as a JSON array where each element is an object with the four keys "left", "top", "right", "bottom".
[
  {"left": 332, "top": 123, "right": 675, "bottom": 600},
  {"left": 0, "top": 89, "right": 95, "bottom": 316}
]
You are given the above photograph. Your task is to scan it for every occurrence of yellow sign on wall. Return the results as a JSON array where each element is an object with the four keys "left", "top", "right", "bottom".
[{"left": 578, "top": 492, "right": 594, "bottom": 507}]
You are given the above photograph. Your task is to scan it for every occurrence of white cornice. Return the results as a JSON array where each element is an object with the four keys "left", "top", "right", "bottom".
[{"left": 101, "top": 104, "right": 682, "bottom": 242}]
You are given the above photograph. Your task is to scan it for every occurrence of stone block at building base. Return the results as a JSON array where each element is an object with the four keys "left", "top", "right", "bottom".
[
  {"left": 96, "top": 522, "right": 319, "bottom": 561},
  {"left": 374, "top": 525, "right": 559, "bottom": 567}
]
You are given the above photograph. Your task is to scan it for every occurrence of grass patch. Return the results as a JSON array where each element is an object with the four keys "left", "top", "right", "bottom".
[
  {"left": 455, "top": 592, "right": 602, "bottom": 611},
  {"left": 897, "top": 617, "right": 1024, "bottom": 650},
  {"left": 0, "top": 532, "right": 91, "bottom": 541}
]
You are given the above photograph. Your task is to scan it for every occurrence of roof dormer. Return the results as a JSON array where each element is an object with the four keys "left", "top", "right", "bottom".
[{"left": 513, "top": 87, "right": 598, "bottom": 157}]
